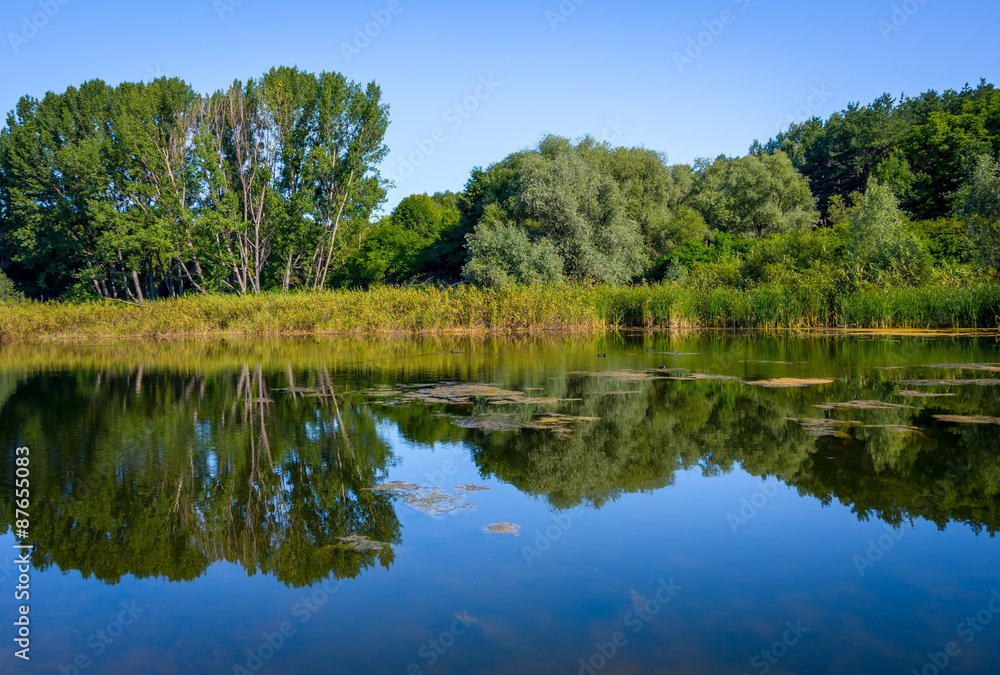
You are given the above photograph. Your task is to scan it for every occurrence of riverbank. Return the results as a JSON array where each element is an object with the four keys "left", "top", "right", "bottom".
[{"left": 1, "top": 283, "right": 998, "bottom": 342}]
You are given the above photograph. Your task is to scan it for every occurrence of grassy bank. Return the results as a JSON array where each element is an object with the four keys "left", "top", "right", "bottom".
[{"left": 1, "top": 283, "right": 999, "bottom": 341}]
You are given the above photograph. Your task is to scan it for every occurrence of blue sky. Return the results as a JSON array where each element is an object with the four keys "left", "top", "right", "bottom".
[{"left": 2, "top": 0, "right": 997, "bottom": 212}]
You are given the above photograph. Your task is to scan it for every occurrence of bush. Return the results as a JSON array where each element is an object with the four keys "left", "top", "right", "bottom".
[
  {"left": 0, "top": 269, "right": 24, "bottom": 302},
  {"left": 462, "top": 206, "right": 563, "bottom": 288}
]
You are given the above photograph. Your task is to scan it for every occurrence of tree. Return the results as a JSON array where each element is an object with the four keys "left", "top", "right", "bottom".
[
  {"left": 344, "top": 193, "right": 459, "bottom": 286},
  {"left": 462, "top": 204, "right": 563, "bottom": 287},
  {"left": 695, "top": 151, "right": 818, "bottom": 237},
  {"left": 0, "top": 68, "right": 390, "bottom": 299},
  {"left": 963, "top": 155, "right": 1000, "bottom": 273},
  {"left": 845, "top": 180, "right": 930, "bottom": 285},
  {"left": 459, "top": 136, "right": 650, "bottom": 285}
]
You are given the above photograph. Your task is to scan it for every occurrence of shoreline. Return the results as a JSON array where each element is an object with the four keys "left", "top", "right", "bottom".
[{"left": 2, "top": 284, "right": 998, "bottom": 343}]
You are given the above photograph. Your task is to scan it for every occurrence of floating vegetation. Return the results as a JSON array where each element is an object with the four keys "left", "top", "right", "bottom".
[
  {"left": 796, "top": 418, "right": 919, "bottom": 437},
  {"left": 646, "top": 351, "right": 699, "bottom": 356},
  {"left": 586, "top": 390, "right": 643, "bottom": 396},
  {"left": 367, "top": 481, "right": 487, "bottom": 518},
  {"left": 336, "top": 535, "right": 392, "bottom": 552},
  {"left": 451, "top": 413, "right": 522, "bottom": 432},
  {"left": 641, "top": 370, "right": 738, "bottom": 382},
  {"left": 933, "top": 415, "right": 1000, "bottom": 425},
  {"left": 483, "top": 522, "right": 520, "bottom": 536},
  {"left": 747, "top": 378, "right": 834, "bottom": 388},
  {"left": 362, "top": 382, "right": 576, "bottom": 407},
  {"left": 741, "top": 359, "right": 797, "bottom": 365},
  {"left": 863, "top": 424, "right": 921, "bottom": 433},
  {"left": 897, "top": 390, "right": 955, "bottom": 398},
  {"left": 814, "top": 400, "right": 919, "bottom": 411},
  {"left": 522, "top": 412, "right": 601, "bottom": 436},
  {"left": 925, "top": 363, "right": 1000, "bottom": 372},
  {"left": 797, "top": 418, "right": 858, "bottom": 438},
  {"left": 899, "top": 379, "right": 1000, "bottom": 387},
  {"left": 456, "top": 484, "right": 491, "bottom": 492},
  {"left": 451, "top": 411, "right": 599, "bottom": 436},
  {"left": 571, "top": 370, "right": 672, "bottom": 382}
]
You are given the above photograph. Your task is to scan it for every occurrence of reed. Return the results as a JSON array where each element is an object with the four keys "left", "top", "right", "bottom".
[{"left": 1, "top": 282, "right": 998, "bottom": 342}]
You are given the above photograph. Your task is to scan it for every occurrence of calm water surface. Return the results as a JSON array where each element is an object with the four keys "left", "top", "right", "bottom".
[{"left": 1, "top": 333, "right": 999, "bottom": 674}]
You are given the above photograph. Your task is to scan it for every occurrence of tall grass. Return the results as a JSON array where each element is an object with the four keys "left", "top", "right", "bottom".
[{"left": 1, "top": 282, "right": 998, "bottom": 341}]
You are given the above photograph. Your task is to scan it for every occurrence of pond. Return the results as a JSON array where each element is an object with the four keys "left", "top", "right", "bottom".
[{"left": 1, "top": 332, "right": 999, "bottom": 674}]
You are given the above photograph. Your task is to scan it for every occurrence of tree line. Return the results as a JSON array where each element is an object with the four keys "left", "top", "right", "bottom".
[
  {"left": 0, "top": 67, "right": 388, "bottom": 300},
  {"left": 2, "top": 72, "right": 999, "bottom": 299}
]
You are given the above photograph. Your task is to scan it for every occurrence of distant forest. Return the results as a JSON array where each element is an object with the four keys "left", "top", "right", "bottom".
[{"left": 1, "top": 69, "right": 999, "bottom": 301}]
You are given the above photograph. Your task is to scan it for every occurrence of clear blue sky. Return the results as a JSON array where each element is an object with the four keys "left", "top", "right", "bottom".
[{"left": 2, "top": 0, "right": 998, "bottom": 213}]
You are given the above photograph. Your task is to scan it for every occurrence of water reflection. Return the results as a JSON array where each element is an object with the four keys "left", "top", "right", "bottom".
[
  {"left": 1, "top": 334, "right": 998, "bottom": 589},
  {"left": 1, "top": 364, "right": 399, "bottom": 587}
]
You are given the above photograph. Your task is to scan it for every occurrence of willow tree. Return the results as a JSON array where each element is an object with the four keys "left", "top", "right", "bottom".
[
  {"left": 964, "top": 155, "right": 1000, "bottom": 273},
  {"left": 461, "top": 135, "right": 649, "bottom": 286}
]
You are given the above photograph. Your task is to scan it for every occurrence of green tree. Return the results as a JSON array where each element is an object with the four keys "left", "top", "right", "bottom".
[
  {"left": 695, "top": 151, "right": 818, "bottom": 238},
  {"left": 845, "top": 180, "right": 931, "bottom": 285},
  {"left": 460, "top": 136, "right": 651, "bottom": 285},
  {"left": 963, "top": 155, "right": 1000, "bottom": 273},
  {"left": 462, "top": 204, "right": 563, "bottom": 287},
  {"left": 344, "top": 193, "right": 459, "bottom": 286}
]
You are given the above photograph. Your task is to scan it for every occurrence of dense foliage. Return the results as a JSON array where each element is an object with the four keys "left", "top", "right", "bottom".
[
  {"left": 2, "top": 75, "right": 999, "bottom": 299},
  {"left": 0, "top": 68, "right": 389, "bottom": 299}
]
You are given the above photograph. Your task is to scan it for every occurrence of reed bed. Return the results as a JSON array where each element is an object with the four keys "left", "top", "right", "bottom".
[{"left": 1, "top": 282, "right": 998, "bottom": 341}]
